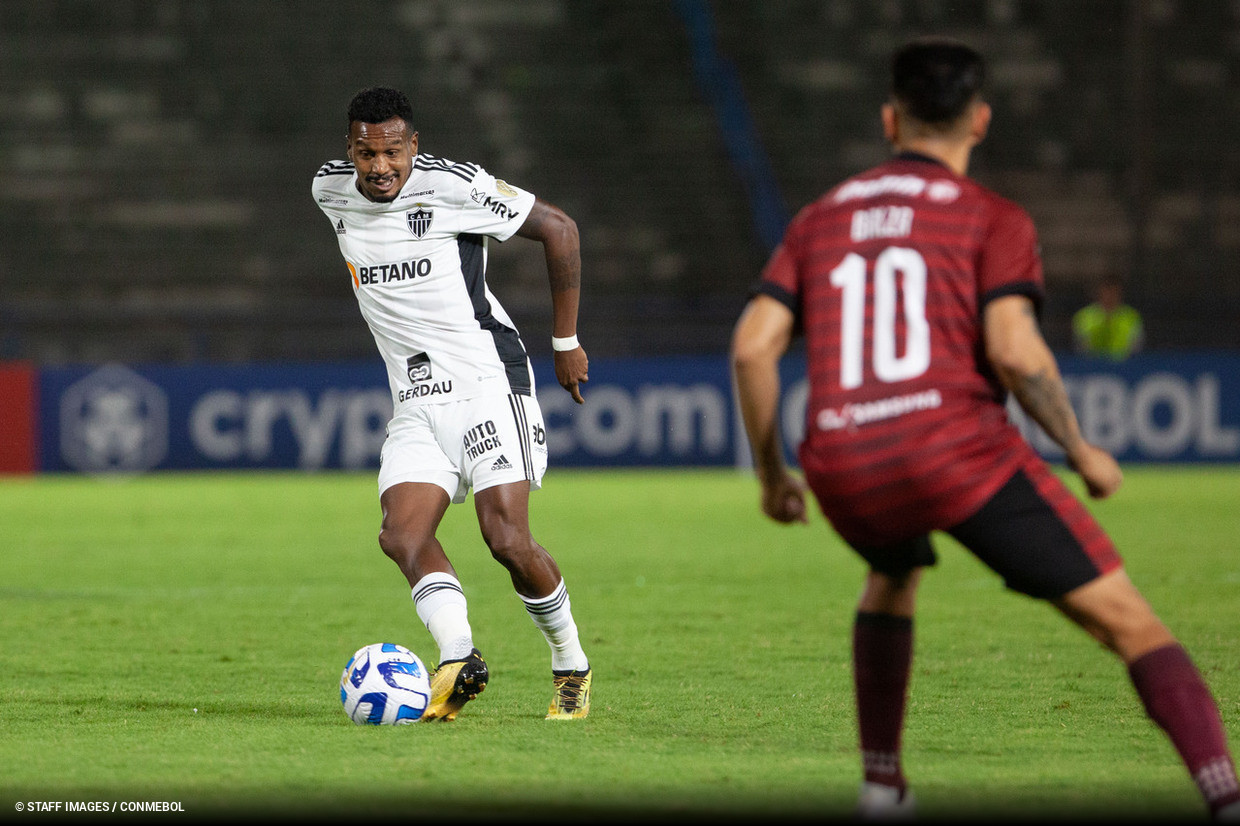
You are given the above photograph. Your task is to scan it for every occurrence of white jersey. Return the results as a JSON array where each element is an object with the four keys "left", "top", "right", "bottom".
[{"left": 312, "top": 153, "right": 538, "bottom": 409}]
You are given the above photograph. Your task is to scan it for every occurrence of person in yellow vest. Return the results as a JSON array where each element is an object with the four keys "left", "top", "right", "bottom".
[{"left": 1073, "top": 277, "right": 1144, "bottom": 359}]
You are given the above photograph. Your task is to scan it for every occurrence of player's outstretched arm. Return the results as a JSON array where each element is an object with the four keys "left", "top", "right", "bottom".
[
  {"left": 517, "top": 198, "right": 587, "bottom": 404},
  {"left": 731, "top": 295, "right": 807, "bottom": 524},
  {"left": 983, "top": 294, "right": 1123, "bottom": 498}
]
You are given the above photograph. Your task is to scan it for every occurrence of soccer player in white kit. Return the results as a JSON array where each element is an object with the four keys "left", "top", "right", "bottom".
[{"left": 313, "top": 87, "right": 591, "bottom": 720}]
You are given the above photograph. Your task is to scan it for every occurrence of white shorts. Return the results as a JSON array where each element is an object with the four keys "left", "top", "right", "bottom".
[{"left": 378, "top": 393, "right": 549, "bottom": 504}]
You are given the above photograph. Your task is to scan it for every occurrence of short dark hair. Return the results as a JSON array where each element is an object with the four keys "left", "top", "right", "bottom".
[
  {"left": 347, "top": 86, "right": 415, "bottom": 131},
  {"left": 890, "top": 38, "right": 985, "bottom": 126}
]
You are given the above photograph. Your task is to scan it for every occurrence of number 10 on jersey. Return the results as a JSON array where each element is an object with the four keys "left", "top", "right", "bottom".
[{"left": 829, "top": 246, "right": 931, "bottom": 390}]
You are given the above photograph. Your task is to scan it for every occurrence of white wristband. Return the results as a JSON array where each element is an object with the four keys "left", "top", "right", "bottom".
[{"left": 551, "top": 334, "right": 579, "bottom": 352}]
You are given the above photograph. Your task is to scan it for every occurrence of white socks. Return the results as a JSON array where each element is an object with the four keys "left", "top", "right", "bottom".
[
  {"left": 412, "top": 572, "right": 588, "bottom": 673},
  {"left": 521, "top": 579, "right": 589, "bottom": 673},
  {"left": 411, "top": 572, "right": 474, "bottom": 664}
]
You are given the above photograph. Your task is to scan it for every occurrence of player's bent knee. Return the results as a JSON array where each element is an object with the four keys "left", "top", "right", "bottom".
[
  {"left": 1055, "top": 570, "right": 1175, "bottom": 659},
  {"left": 1097, "top": 610, "right": 1175, "bottom": 661},
  {"left": 377, "top": 525, "right": 436, "bottom": 566},
  {"left": 480, "top": 521, "right": 538, "bottom": 564}
]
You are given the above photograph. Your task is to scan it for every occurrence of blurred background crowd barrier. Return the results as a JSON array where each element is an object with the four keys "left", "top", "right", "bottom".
[{"left": 1, "top": 0, "right": 1237, "bottom": 471}]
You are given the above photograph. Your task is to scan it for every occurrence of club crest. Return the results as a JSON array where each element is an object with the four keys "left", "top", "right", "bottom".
[{"left": 406, "top": 208, "right": 433, "bottom": 238}]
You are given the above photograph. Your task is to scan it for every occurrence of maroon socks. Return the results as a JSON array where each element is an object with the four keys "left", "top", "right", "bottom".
[
  {"left": 1128, "top": 643, "right": 1240, "bottom": 815},
  {"left": 853, "top": 611, "right": 914, "bottom": 792},
  {"left": 853, "top": 619, "right": 1239, "bottom": 817}
]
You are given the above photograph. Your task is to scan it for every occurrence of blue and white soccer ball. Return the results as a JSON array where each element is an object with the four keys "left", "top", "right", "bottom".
[{"left": 339, "top": 642, "right": 432, "bottom": 725}]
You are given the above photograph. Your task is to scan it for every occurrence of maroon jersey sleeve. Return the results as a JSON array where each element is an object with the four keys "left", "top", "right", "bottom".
[
  {"left": 977, "top": 197, "right": 1045, "bottom": 312},
  {"left": 754, "top": 203, "right": 816, "bottom": 314},
  {"left": 755, "top": 239, "right": 800, "bottom": 314}
]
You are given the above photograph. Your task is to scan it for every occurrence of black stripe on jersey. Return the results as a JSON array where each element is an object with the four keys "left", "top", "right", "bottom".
[
  {"left": 981, "top": 281, "right": 1044, "bottom": 316},
  {"left": 316, "top": 160, "right": 355, "bottom": 178},
  {"left": 418, "top": 153, "right": 478, "bottom": 174},
  {"left": 414, "top": 164, "right": 475, "bottom": 183},
  {"left": 751, "top": 281, "right": 804, "bottom": 336},
  {"left": 457, "top": 233, "right": 532, "bottom": 396},
  {"left": 508, "top": 394, "right": 534, "bottom": 481},
  {"left": 415, "top": 154, "right": 478, "bottom": 183},
  {"left": 751, "top": 280, "right": 798, "bottom": 312}
]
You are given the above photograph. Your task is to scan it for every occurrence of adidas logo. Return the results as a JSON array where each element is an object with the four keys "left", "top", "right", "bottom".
[
  {"left": 490, "top": 455, "right": 513, "bottom": 471},
  {"left": 335, "top": 219, "right": 346, "bottom": 235}
]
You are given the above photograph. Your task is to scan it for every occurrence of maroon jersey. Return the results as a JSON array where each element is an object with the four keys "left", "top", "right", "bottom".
[{"left": 758, "top": 152, "right": 1046, "bottom": 547}]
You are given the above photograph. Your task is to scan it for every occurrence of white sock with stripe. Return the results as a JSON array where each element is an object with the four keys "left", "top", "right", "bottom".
[
  {"left": 411, "top": 572, "right": 474, "bottom": 665},
  {"left": 521, "top": 578, "right": 589, "bottom": 673}
]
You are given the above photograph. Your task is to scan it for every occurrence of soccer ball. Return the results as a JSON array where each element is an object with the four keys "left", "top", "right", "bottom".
[{"left": 339, "top": 642, "right": 432, "bottom": 725}]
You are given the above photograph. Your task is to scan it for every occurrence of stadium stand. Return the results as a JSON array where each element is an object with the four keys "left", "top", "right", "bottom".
[{"left": 1, "top": 0, "right": 1236, "bottom": 364}]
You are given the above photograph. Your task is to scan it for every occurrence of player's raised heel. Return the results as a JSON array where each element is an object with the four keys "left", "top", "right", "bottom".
[
  {"left": 422, "top": 648, "right": 488, "bottom": 722},
  {"left": 546, "top": 667, "right": 591, "bottom": 720}
]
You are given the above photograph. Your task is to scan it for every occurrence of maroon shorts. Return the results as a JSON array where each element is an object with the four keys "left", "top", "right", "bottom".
[{"left": 840, "top": 458, "right": 1123, "bottom": 600}]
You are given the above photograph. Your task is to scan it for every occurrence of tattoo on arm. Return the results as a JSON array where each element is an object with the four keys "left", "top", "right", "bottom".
[
  {"left": 991, "top": 296, "right": 1081, "bottom": 452},
  {"left": 1010, "top": 368, "right": 1080, "bottom": 450}
]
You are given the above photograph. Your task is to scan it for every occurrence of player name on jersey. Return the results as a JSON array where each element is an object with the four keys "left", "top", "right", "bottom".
[{"left": 850, "top": 206, "right": 914, "bottom": 242}]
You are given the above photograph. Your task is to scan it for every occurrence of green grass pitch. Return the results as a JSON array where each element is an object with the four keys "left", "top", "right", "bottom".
[{"left": 1, "top": 467, "right": 1237, "bottom": 820}]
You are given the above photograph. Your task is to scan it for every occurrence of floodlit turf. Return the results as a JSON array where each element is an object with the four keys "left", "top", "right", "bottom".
[{"left": 1, "top": 466, "right": 1237, "bottom": 820}]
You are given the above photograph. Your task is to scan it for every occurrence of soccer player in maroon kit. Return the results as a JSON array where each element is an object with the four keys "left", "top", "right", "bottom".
[{"left": 731, "top": 37, "right": 1239, "bottom": 820}]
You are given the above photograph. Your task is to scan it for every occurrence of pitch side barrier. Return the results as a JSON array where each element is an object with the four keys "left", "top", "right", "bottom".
[{"left": 7, "top": 353, "right": 1239, "bottom": 475}]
